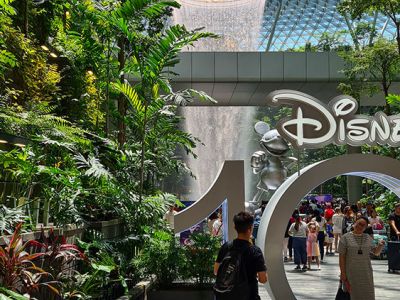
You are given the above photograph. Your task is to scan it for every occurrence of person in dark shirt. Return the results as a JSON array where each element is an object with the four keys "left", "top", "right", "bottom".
[
  {"left": 342, "top": 206, "right": 355, "bottom": 235},
  {"left": 388, "top": 202, "right": 400, "bottom": 241},
  {"left": 356, "top": 212, "right": 374, "bottom": 238},
  {"left": 214, "top": 211, "right": 267, "bottom": 300}
]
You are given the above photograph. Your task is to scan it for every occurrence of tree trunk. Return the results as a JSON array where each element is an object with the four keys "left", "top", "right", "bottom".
[
  {"left": 383, "top": 83, "right": 390, "bottom": 115},
  {"left": 117, "top": 37, "right": 126, "bottom": 147},
  {"left": 396, "top": 23, "right": 400, "bottom": 54},
  {"left": 139, "top": 104, "right": 148, "bottom": 203},
  {"left": 346, "top": 146, "right": 363, "bottom": 205},
  {"left": 383, "top": 83, "right": 396, "bottom": 158},
  {"left": 105, "top": 37, "right": 111, "bottom": 136}
]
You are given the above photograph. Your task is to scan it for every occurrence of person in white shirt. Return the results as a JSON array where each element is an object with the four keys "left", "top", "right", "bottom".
[
  {"left": 289, "top": 215, "right": 308, "bottom": 271},
  {"left": 163, "top": 205, "right": 177, "bottom": 230},
  {"left": 332, "top": 207, "right": 344, "bottom": 252},
  {"left": 311, "top": 210, "right": 327, "bottom": 261},
  {"left": 212, "top": 212, "right": 223, "bottom": 238},
  {"left": 208, "top": 211, "right": 219, "bottom": 233}
]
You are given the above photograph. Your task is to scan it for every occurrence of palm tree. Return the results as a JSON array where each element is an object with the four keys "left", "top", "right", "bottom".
[{"left": 114, "top": 23, "right": 217, "bottom": 201}]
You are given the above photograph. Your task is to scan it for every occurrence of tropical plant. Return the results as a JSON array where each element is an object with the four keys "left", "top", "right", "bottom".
[
  {"left": 135, "top": 230, "right": 183, "bottom": 287},
  {"left": 0, "top": 287, "right": 28, "bottom": 300},
  {"left": 0, "top": 0, "right": 17, "bottom": 80},
  {"left": 120, "top": 192, "right": 179, "bottom": 235},
  {"left": 32, "top": 228, "right": 86, "bottom": 280},
  {"left": 52, "top": 0, "right": 181, "bottom": 136},
  {"left": 65, "top": 247, "right": 128, "bottom": 299},
  {"left": 0, "top": 224, "right": 59, "bottom": 296},
  {"left": 0, "top": 205, "right": 31, "bottom": 235},
  {"left": 182, "top": 233, "right": 220, "bottom": 287},
  {"left": 114, "top": 24, "right": 217, "bottom": 201}
]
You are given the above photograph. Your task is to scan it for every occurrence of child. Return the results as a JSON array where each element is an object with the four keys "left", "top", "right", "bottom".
[
  {"left": 307, "top": 225, "right": 320, "bottom": 270},
  {"left": 325, "top": 219, "right": 334, "bottom": 255}
]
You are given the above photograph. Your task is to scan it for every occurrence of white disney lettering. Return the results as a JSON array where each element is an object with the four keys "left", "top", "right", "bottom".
[
  {"left": 347, "top": 119, "right": 370, "bottom": 143},
  {"left": 332, "top": 98, "right": 357, "bottom": 117},
  {"left": 281, "top": 108, "right": 323, "bottom": 146},
  {"left": 390, "top": 118, "right": 400, "bottom": 144},
  {"left": 370, "top": 113, "right": 390, "bottom": 142},
  {"left": 267, "top": 91, "right": 400, "bottom": 149}
]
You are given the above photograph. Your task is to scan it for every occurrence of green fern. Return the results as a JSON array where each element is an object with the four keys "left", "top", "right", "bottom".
[
  {"left": 0, "top": 105, "right": 92, "bottom": 148},
  {"left": 112, "top": 81, "right": 144, "bottom": 112},
  {"left": 74, "top": 153, "right": 113, "bottom": 180}
]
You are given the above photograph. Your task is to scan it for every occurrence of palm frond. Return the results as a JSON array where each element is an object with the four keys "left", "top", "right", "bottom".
[
  {"left": 114, "top": 0, "right": 180, "bottom": 19},
  {"left": 74, "top": 153, "right": 113, "bottom": 180},
  {"left": 144, "top": 25, "right": 218, "bottom": 77},
  {"left": 163, "top": 89, "right": 217, "bottom": 106},
  {"left": 112, "top": 81, "right": 145, "bottom": 112},
  {"left": 36, "top": 135, "right": 76, "bottom": 152}
]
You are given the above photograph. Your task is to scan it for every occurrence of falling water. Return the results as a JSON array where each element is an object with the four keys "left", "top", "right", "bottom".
[
  {"left": 179, "top": 106, "right": 257, "bottom": 202},
  {"left": 173, "top": 0, "right": 266, "bottom": 51},
  {"left": 172, "top": 1, "right": 266, "bottom": 202}
]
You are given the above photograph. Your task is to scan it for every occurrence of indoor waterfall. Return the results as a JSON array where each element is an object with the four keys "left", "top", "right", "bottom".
[{"left": 172, "top": 0, "right": 267, "bottom": 203}]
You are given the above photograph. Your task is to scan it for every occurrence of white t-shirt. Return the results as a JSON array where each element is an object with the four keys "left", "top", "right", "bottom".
[
  {"left": 289, "top": 221, "right": 308, "bottom": 237},
  {"left": 208, "top": 218, "right": 217, "bottom": 233},
  {"left": 163, "top": 210, "right": 177, "bottom": 229},
  {"left": 332, "top": 214, "right": 344, "bottom": 230},
  {"left": 212, "top": 219, "right": 223, "bottom": 237}
]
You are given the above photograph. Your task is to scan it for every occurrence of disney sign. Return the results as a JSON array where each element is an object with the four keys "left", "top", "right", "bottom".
[{"left": 267, "top": 90, "right": 400, "bottom": 149}]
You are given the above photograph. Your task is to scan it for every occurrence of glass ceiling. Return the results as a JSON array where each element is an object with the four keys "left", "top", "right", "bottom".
[
  {"left": 260, "top": 0, "right": 396, "bottom": 51},
  {"left": 173, "top": 0, "right": 397, "bottom": 51}
]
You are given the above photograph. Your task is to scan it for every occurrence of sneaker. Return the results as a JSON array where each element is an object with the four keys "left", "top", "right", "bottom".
[
  {"left": 294, "top": 265, "right": 301, "bottom": 270},
  {"left": 317, "top": 266, "right": 321, "bottom": 270},
  {"left": 284, "top": 257, "right": 288, "bottom": 262},
  {"left": 302, "top": 265, "right": 308, "bottom": 271}
]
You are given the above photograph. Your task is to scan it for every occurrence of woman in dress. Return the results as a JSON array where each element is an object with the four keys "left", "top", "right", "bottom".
[
  {"left": 338, "top": 216, "right": 385, "bottom": 300},
  {"left": 312, "top": 210, "right": 326, "bottom": 261},
  {"left": 332, "top": 206, "right": 344, "bottom": 252},
  {"left": 306, "top": 224, "right": 320, "bottom": 270}
]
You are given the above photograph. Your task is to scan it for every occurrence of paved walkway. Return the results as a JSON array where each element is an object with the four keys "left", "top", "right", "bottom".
[{"left": 259, "top": 254, "right": 400, "bottom": 299}]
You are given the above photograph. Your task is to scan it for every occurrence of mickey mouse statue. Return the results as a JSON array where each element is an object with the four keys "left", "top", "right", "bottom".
[{"left": 247, "top": 121, "right": 297, "bottom": 213}]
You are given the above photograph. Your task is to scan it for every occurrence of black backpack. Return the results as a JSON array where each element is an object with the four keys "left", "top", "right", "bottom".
[{"left": 213, "top": 242, "right": 250, "bottom": 300}]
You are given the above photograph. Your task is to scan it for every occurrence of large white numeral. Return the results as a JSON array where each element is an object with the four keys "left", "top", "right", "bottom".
[{"left": 174, "top": 160, "right": 245, "bottom": 241}]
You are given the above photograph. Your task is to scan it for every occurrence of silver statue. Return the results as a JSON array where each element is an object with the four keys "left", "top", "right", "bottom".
[{"left": 248, "top": 121, "right": 297, "bottom": 213}]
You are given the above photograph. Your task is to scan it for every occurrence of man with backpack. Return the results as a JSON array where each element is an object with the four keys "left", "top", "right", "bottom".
[{"left": 213, "top": 211, "right": 268, "bottom": 300}]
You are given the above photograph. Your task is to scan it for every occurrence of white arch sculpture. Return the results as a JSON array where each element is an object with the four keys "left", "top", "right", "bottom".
[{"left": 256, "top": 154, "right": 400, "bottom": 299}]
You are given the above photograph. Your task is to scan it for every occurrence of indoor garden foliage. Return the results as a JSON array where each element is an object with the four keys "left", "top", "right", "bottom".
[
  {"left": 1, "top": 0, "right": 400, "bottom": 299},
  {"left": 0, "top": 0, "right": 217, "bottom": 298}
]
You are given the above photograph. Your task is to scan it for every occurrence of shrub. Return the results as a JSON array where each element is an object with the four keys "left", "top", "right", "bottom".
[
  {"left": 181, "top": 233, "right": 220, "bottom": 287},
  {"left": 134, "top": 230, "right": 184, "bottom": 288}
]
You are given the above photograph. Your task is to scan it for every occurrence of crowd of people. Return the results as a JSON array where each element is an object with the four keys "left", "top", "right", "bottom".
[
  {"left": 163, "top": 199, "right": 400, "bottom": 300},
  {"left": 282, "top": 198, "right": 391, "bottom": 271}
]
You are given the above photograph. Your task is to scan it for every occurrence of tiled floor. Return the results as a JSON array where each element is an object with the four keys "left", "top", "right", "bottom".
[{"left": 259, "top": 254, "right": 400, "bottom": 299}]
